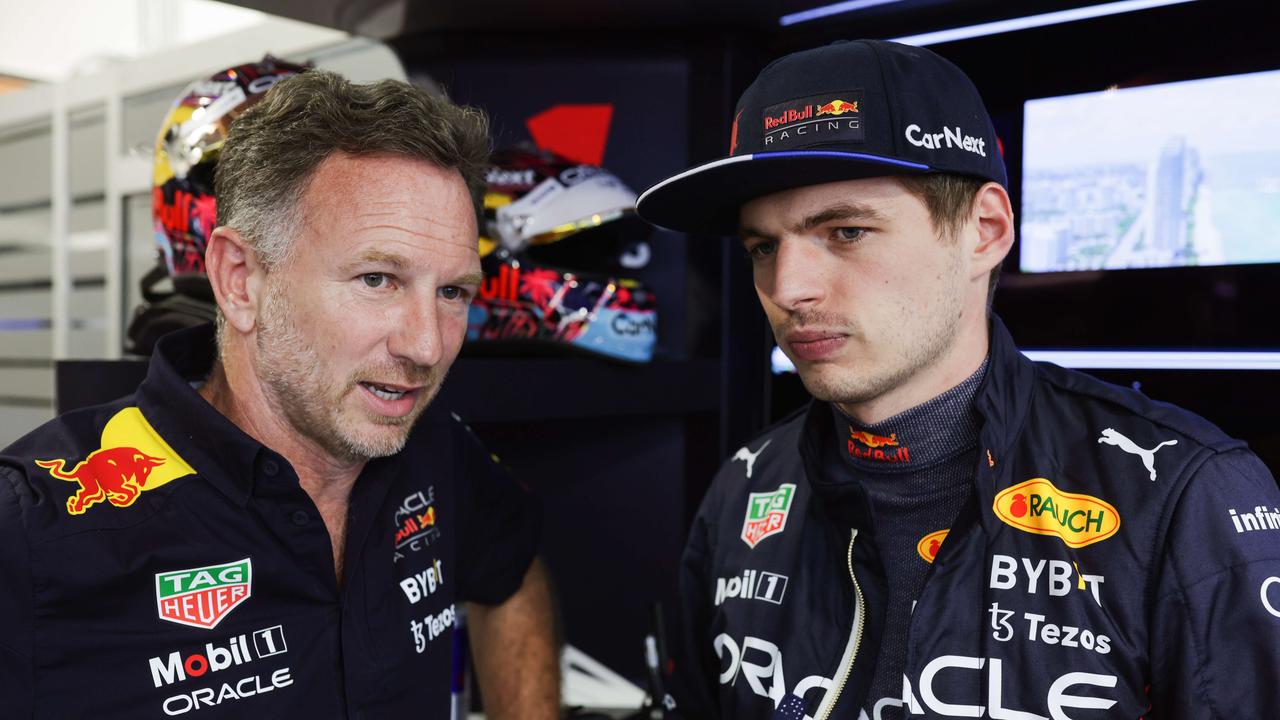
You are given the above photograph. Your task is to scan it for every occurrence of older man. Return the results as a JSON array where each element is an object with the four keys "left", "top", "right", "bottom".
[{"left": 0, "top": 71, "right": 557, "bottom": 718}]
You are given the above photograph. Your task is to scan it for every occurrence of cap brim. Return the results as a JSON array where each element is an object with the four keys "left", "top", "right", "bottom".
[{"left": 636, "top": 151, "right": 933, "bottom": 236}]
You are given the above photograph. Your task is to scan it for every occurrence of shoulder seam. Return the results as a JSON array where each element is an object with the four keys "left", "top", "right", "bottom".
[{"left": 1034, "top": 364, "right": 1240, "bottom": 452}]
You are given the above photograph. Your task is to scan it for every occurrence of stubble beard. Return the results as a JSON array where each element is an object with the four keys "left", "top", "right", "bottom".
[
  {"left": 792, "top": 266, "right": 965, "bottom": 409},
  {"left": 254, "top": 282, "right": 439, "bottom": 462}
]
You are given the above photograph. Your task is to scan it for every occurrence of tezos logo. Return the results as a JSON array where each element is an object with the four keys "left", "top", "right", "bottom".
[
  {"left": 993, "top": 479, "right": 1120, "bottom": 549},
  {"left": 410, "top": 603, "right": 457, "bottom": 654},
  {"left": 741, "top": 483, "right": 796, "bottom": 549},
  {"left": 155, "top": 558, "right": 252, "bottom": 629}
]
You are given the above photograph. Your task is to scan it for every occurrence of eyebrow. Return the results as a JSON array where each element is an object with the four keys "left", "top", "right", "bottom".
[
  {"left": 345, "top": 249, "right": 409, "bottom": 271},
  {"left": 740, "top": 202, "right": 888, "bottom": 245},
  {"left": 454, "top": 272, "right": 485, "bottom": 287}
]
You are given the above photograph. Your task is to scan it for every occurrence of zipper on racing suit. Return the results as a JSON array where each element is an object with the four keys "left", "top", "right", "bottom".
[{"left": 814, "top": 528, "right": 866, "bottom": 720}]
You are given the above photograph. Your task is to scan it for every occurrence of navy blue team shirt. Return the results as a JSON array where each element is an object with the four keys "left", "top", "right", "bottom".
[{"left": 0, "top": 324, "right": 540, "bottom": 718}]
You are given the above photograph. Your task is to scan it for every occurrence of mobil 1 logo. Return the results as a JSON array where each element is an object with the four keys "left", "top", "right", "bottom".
[{"left": 714, "top": 569, "right": 788, "bottom": 607}]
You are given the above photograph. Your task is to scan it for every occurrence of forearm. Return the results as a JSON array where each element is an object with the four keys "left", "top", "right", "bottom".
[{"left": 466, "top": 557, "right": 560, "bottom": 720}]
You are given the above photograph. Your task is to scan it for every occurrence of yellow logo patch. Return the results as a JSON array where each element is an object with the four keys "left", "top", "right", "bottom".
[
  {"left": 916, "top": 529, "right": 949, "bottom": 563},
  {"left": 36, "top": 407, "right": 196, "bottom": 516},
  {"left": 993, "top": 478, "right": 1120, "bottom": 549}
]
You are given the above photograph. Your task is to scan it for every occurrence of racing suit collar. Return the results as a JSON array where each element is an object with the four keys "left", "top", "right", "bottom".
[
  {"left": 972, "top": 313, "right": 1038, "bottom": 491},
  {"left": 134, "top": 323, "right": 264, "bottom": 507},
  {"left": 797, "top": 313, "right": 1035, "bottom": 527}
]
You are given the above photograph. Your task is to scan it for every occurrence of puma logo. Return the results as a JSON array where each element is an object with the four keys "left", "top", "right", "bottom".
[
  {"left": 1098, "top": 428, "right": 1178, "bottom": 481},
  {"left": 732, "top": 440, "right": 772, "bottom": 479}
]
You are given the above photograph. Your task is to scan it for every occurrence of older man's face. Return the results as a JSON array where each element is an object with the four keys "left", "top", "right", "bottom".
[{"left": 252, "top": 152, "right": 481, "bottom": 462}]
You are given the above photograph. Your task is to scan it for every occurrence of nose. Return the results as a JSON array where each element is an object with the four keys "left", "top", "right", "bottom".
[
  {"left": 761, "top": 237, "right": 826, "bottom": 312},
  {"left": 387, "top": 294, "right": 444, "bottom": 368}
]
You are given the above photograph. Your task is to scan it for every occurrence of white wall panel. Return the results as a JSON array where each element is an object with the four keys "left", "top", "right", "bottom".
[
  {"left": 0, "top": 406, "right": 55, "bottom": 449},
  {"left": 0, "top": 367, "right": 54, "bottom": 400}
]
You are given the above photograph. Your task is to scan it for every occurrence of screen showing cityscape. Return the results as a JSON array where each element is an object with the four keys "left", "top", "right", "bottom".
[{"left": 1021, "top": 69, "right": 1280, "bottom": 273}]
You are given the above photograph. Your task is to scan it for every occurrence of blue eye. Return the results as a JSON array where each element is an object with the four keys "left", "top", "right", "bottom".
[
  {"left": 835, "top": 227, "right": 866, "bottom": 242},
  {"left": 361, "top": 273, "right": 388, "bottom": 289}
]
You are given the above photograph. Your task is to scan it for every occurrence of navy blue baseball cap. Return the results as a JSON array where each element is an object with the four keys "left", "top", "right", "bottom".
[{"left": 636, "top": 39, "right": 1007, "bottom": 235}]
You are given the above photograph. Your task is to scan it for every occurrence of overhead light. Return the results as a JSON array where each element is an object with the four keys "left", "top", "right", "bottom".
[
  {"left": 780, "top": 0, "right": 906, "bottom": 27},
  {"left": 890, "top": 0, "right": 1198, "bottom": 46},
  {"left": 773, "top": 345, "right": 1280, "bottom": 373},
  {"left": 1020, "top": 350, "right": 1280, "bottom": 371}
]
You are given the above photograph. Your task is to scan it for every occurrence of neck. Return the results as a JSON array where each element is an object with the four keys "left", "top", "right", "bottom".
[
  {"left": 838, "top": 311, "right": 989, "bottom": 425},
  {"left": 198, "top": 345, "right": 363, "bottom": 505}
]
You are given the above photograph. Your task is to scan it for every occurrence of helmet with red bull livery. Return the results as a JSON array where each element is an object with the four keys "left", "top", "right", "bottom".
[
  {"left": 151, "top": 56, "right": 308, "bottom": 295},
  {"left": 469, "top": 145, "right": 658, "bottom": 363},
  {"left": 127, "top": 57, "right": 307, "bottom": 354}
]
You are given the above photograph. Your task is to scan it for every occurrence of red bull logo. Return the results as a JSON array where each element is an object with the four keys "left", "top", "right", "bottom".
[
  {"left": 849, "top": 430, "right": 898, "bottom": 448},
  {"left": 848, "top": 429, "right": 910, "bottom": 463},
  {"left": 816, "top": 99, "right": 859, "bottom": 116},
  {"left": 36, "top": 407, "right": 195, "bottom": 516},
  {"left": 763, "top": 105, "right": 813, "bottom": 130}
]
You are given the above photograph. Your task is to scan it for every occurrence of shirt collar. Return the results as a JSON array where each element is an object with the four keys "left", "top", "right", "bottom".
[{"left": 133, "top": 323, "right": 264, "bottom": 507}]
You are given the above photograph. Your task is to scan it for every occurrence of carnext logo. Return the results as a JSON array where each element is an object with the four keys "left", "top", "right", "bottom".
[{"left": 905, "top": 124, "right": 987, "bottom": 157}]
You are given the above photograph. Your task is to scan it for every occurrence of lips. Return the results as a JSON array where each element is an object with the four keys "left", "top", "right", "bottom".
[
  {"left": 785, "top": 329, "right": 847, "bottom": 362},
  {"left": 357, "top": 380, "right": 423, "bottom": 417},
  {"left": 359, "top": 381, "right": 414, "bottom": 401}
]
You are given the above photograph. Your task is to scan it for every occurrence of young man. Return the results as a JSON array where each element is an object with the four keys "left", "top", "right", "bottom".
[
  {"left": 0, "top": 71, "right": 558, "bottom": 718},
  {"left": 638, "top": 40, "right": 1280, "bottom": 720}
]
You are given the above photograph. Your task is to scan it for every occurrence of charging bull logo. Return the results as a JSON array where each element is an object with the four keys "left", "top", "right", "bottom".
[
  {"left": 849, "top": 430, "right": 897, "bottom": 448},
  {"left": 848, "top": 429, "right": 911, "bottom": 463},
  {"left": 816, "top": 99, "right": 858, "bottom": 116},
  {"left": 35, "top": 407, "right": 196, "bottom": 516}
]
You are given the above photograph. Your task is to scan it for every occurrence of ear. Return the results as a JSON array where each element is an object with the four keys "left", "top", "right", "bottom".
[
  {"left": 204, "top": 226, "right": 265, "bottom": 334},
  {"left": 967, "top": 182, "right": 1015, "bottom": 282}
]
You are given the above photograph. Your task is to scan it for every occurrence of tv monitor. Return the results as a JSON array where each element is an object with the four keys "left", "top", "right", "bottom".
[{"left": 1021, "top": 69, "right": 1280, "bottom": 273}]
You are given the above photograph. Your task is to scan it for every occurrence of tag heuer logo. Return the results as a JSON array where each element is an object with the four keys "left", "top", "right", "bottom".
[
  {"left": 741, "top": 483, "right": 796, "bottom": 549},
  {"left": 155, "top": 558, "right": 252, "bottom": 629}
]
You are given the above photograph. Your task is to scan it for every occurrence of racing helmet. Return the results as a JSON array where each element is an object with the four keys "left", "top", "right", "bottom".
[
  {"left": 151, "top": 56, "right": 308, "bottom": 296},
  {"left": 468, "top": 146, "right": 658, "bottom": 363},
  {"left": 127, "top": 57, "right": 306, "bottom": 354}
]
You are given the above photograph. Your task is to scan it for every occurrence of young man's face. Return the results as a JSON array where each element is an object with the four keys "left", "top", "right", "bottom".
[
  {"left": 251, "top": 152, "right": 481, "bottom": 462},
  {"left": 740, "top": 175, "right": 976, "bottom": 415}
]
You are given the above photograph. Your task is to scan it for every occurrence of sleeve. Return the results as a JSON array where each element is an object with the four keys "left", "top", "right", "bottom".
[
  {"left": 667, "top": 488, "right": 722, "bottom": 719},
  {"left": 0, "top": 467, "right": 34, "bottom": 718},
  {"left": 1148, "top": 447, "right": 1280, "bottom": 718},
  {"left": 454, "top": 423, "right": 542, "bottom": 606}
]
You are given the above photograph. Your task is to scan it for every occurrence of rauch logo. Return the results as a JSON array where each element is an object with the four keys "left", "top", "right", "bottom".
[
  {"left": 993, "top": 479, "right": 1120, "bottom": 549},
  {"left": 916, "top": 529, "right": 949, "bottom": 564}
]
